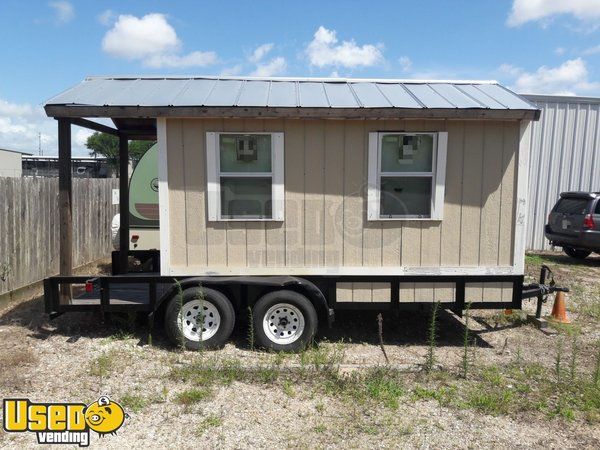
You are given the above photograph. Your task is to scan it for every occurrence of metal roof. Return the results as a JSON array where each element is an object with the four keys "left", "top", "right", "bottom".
[
  {"left": 44, "top": 76, "right": 540, "bottom": 121},
  {"left": 0, "top": 147, "right": 33, "bottom": 155}
]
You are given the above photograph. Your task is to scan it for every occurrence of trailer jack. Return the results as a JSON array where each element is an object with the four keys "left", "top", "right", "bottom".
[{"left": 521, "top": 265, "right": 569, "bottom": 327}]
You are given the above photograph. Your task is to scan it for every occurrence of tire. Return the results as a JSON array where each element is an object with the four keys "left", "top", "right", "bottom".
[
  {"left": 252, "top": 290, "right": 318, "bottom": 352},
  {"left": 563, "top": 246, "right": 591, "bottom": 260},
  {"left": 164, "top": 287, "right": 235, "bottom": 350}
]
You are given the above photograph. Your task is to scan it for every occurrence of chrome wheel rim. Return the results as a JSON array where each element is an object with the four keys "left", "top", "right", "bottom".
[
  {"left": 179, "top": 300, "right": 220, "bottom": 341},
  {"left": 263, "top": 303, "right": 305, "bottom": 345}
]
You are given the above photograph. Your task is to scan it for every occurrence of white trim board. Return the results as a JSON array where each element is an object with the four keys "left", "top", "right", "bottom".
[
  {"left": 157, "top": 118, "right": 171, "bottom": 276},
  {"left": 513, "top": 120, "right": 532, "bottom": 275},
  {"left": 367, "top": 131, "right": 447, "bottom": 220},
  {"left": 164, "top": 265, "right": 519, "bottom": 277},
  {"left": 206, "top": 131, "right": 284, "bottom": 221}
]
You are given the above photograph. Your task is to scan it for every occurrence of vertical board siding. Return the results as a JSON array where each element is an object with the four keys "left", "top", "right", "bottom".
[
  {"left": 524, "top": 96, "right": 600, "bottom": 250},
  {"left": 170, "top": 118, "right": 520, "bottom": 282},
  {"left": 0, "top": 177, "right": 118, "bottom": 296}
]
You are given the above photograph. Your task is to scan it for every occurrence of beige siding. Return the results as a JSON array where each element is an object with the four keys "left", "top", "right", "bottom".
[
  {"left": 337, "top": 282, "right": 391, "bottom": 303},
  {"left": 166, "top": 118, "right": 520, "bottom": 292}
]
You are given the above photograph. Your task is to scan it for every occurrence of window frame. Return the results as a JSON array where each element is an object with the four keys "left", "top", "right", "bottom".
[
  {"left": 367, "top": 131, "right": 448, "bottom": 221},
  {"left": 206, "top": 131, "right": 284, "bottom": 222}
]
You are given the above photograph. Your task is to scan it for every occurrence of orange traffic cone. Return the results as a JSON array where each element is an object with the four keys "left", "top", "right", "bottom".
[{"left": 550, "top": 291, "right": 570, "bottom": 324}]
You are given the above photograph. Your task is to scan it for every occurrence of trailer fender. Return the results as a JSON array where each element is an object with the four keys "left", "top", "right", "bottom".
[{"left": 156, "top": 276, "right": 334, "bottom": 326}]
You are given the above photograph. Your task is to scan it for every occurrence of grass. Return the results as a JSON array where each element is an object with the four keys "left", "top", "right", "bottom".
[
  {"left": 120, "top": 394, "right": 148, "bottom": 413},
  {"left": 89, "top": 349, "right": 122, "bottom": 377},
  {"left": 196, "top": 414, "right": 223, "bottom": 435},
  {"left": 175, "top": 388, "right": 212, "bottom": 405}
]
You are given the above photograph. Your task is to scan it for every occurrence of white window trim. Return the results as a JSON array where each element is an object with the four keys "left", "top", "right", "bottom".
[
  {"left": 157, "top": 118, "right": 171, "bottom": 276},
  {"left": 367, "top": 131, "right": 447, "bottom": 221},
  {"left": 206, "top": 131, "right": 284, "bottom": 222}
]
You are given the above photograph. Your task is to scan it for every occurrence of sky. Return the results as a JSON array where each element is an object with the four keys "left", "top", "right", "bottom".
[{"left": 0, "top": 0, "right": 599, "bottom": 156}]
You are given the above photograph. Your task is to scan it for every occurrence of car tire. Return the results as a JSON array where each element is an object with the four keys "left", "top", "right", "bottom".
[
  {"left": 252, "top": 290, "right": 318, "bottom": 352},
  {"left": 164, "top": 286, "right": 235, "bottom": 350},
  {"left": 563, "top": 246, "right": 591, "bottom": 260}
]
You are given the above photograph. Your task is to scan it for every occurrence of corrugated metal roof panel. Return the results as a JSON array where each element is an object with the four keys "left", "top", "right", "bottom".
[
  {"left": 236, "top": 80, "right": 270, "bottom": 106},
  {"left": 268, "top": 81, "right": 297, "bottom": 107},
  {"left": 323, "top": 83, "right": 359, "bottom": 107},
  {"left": 455, "top": 85, "right": 505, "bottom": 109},
  {"left": 171, "top": 79, "right": 215, "bottom": 106},
  {"left": 203, "top": 79, "right": 243, "bottom": 106},
  {"left": 476, "top": 84, "right": 536, "bottom": 109},
  {"left": 429, "top": 83, "right": 482, "bottom": 108},
  {"left": 375, "top": 83, "right": 422, "bottom": 108},
  {"left": 298, "top": 82, "right": 329, "bottom": 107},
  {"left": 350, "top": 83, "right": 391, "bottom": 107},
  {"left": 45, "top": 76, "right": 539, "bottom": 114},
  {"left": 404, "top": 84, "right": 454, "bottom": 108}
]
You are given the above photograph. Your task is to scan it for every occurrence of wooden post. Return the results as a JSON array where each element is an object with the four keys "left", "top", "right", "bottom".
[
  {"left": 118, "top": 134, "right": 129, "bottom": 274},
  {"left": 58, "top": 118, "right": 72, "bottom": 303}
]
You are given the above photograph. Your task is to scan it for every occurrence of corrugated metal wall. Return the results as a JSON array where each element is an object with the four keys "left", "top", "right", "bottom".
[{"left": 524, "top": 95, "right": 600, "bottom": 250}]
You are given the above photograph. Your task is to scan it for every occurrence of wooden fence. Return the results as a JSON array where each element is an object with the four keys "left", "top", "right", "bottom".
[{"left": 0, "top": 177, "right": 118, "bottom": 295}]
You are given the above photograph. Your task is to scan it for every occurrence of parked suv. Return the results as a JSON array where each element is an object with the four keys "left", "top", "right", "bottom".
[{"left": 545, "top": 192, "right": 600, "bottom": 259}]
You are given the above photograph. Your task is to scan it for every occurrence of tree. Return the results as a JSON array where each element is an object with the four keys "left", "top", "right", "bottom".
[{"left": 85, "top": 132, "right": 154, "bottom": 168}]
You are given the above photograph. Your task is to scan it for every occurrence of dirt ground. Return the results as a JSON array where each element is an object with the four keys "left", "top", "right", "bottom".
[{"left": 0, "top": 253, "right": 599, "bottom": 449}]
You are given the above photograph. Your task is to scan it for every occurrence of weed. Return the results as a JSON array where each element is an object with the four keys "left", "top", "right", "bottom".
[
  {"left": 120, "top": 394, "right": 147, "bottom": 413},
  {"left": 247, "top": 306, "right": 255, "bottom": 351},
  {"left": 425, "top": 302, "right": 440, "bottom": 373},
  {"left": 569, "top": 333, "right": 579, "bottom": 382},
  {"left": 300, "top": 342, "right": 345, "bottom": 372},
  {"left": 377, "top": 313, "right": 389, "bottom": 365},
  {"left": 461, "top": 302, "right": 472, "bottom": 378},
  {"left": 313, "top": 424, "right": 326, "bottom": 433},
  {"left": 89, "top": 350, "right": 120, "bottom": 377},
  {"left": 175, "top": 388, "right": 212, "bottom": 405},
  {"left": 593, "top": 341, "right": 600, "bottom": 387},
  {"left": 315, "top": 402, "right": 324, "bottom": 413},
  {"left": 283, "top": 380, "right": 295, "bottom": 398},
  {"left": 363, "top": 368, "right": 405, "bottom": 409},
  {"left": 465, "top": 389, "right": 513, "bottom": 415},
  {"left": 555, "top": 337, "right": 564, "bottom": 383},
  {"left": 197, "top": 414, "right": 223, "bottom": 435},
  {"left": 256, "top": 363, "right": 279, "bottom": 383},
  {"left": 174, "top": 279, "right": 185, "bottom": 351},
  {"left": 411, "top": 385, "right": 457, "bottom": 406},
  {"left": 481, "top": 366, "right": 505, "bottom": 387}
]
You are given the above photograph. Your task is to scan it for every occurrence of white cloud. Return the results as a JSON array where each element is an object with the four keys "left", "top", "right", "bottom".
[
  {"left": 146, "top": 51, "right": 217, "bottom": 69},
  {"left": 249, "top": 43, "right": 274, "bottom": 63},
  {"left": 49, "top": 1, "right": 74, "bottom": 25},
  {"left": 306, "top": 26, "right": 383, "bottom": 68},
  {"left": 555, "top": 46, "right": 566, "bottom": 55},
  {"left": 101, "top": 13, "right": 217, "bottom": 68},
  {"left": 583, "top": 44, "right": 600, "bottom": 55},
  {"left": 399, "top": 56, "right": 412, "bottom": 72},
  {"left": 507, "top": 0, "right": 600, "bottom": 26},
  {"left": 0, "top": 98, "right": 89, "bottom": 156},
  {"left": 220, "top": 64, "right": 244, "bottom": 76},
  {"left": 97, "top": 9, "right": 115, "bottom": 26},
  {"left": 501, "top": 58, "right": 600, "bottom": 95},
  {"left": 74, "top": 129, "right": 93, "bottom": 148},
  {"left": 250, "top": 56, "right": 287, "bottom": 77}
]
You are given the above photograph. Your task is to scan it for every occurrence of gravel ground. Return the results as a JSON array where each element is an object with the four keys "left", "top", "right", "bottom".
[{"left": 0, "top": 253, "right": 599, "bottom": 449}]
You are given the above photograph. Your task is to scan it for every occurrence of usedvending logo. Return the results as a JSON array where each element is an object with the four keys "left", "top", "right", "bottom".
[{"left": 3, "top": 396, "right": 127, "bottom": 446}]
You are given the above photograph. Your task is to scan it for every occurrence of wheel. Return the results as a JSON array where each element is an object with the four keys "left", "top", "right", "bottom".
[
  {"left": 252, "top": 290, "right": 318, "bottom": 352},
  {"left": 563, "top": 246, "right": 591, "bottom": 260},
  {"left": 164, "top": 287, "right": 235, "bottom": 350}
]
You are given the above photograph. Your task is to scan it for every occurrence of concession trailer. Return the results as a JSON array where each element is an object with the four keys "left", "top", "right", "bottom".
[{"left": 43, "top": 76, "right": 553, "bottom": 351}]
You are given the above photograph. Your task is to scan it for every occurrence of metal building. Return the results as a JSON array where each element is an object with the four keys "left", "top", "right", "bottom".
[
  {"left": 523, "top": 94, "right": 600, "bottom": 250},
  {"left": 0, "top": 148, "right": 32, "bottom": 177}
]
